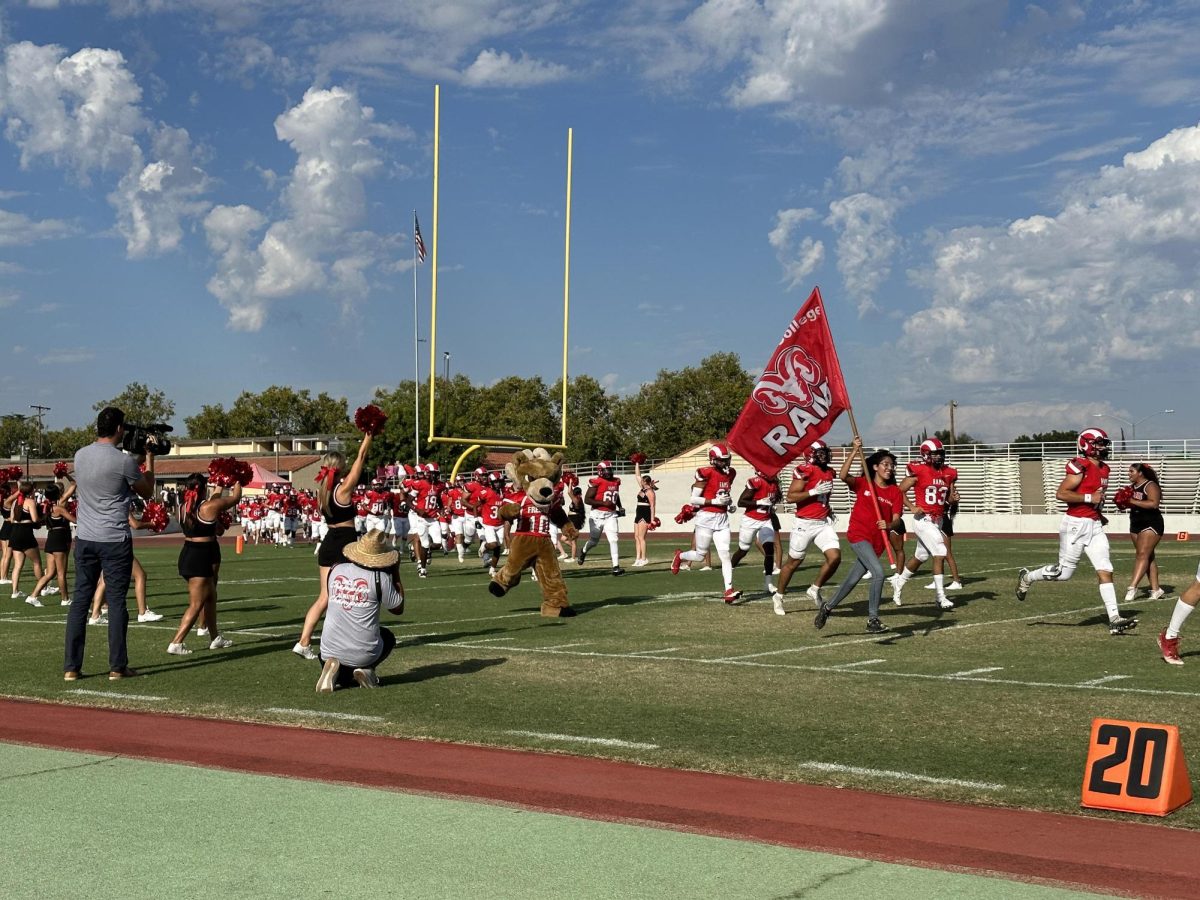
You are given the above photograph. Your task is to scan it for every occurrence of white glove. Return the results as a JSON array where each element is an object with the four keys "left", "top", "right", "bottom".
[
  {"left": 714, "top": 490, "right": 732, "bottom": 508},
  {"left": 809, "top": 480, "right": 833, "bottom": 497}
]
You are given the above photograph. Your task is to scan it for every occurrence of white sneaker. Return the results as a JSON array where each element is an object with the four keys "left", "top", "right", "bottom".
[
  {"left": 353, "top": 667, "right": 380, "bottom": 688},
  {"left": 772, "top": 592, "right": 786, "bottom": 616},
  {"left": 316, "top": 658, "right": 340, "bottom": 693},
  {"left": 167, "top": 642, "right": 192, "bottom": 655},
  {"left": 88, "top": 615, "right": 108, "bottom": 626},
  {"left": 889, "top": 575, "right": 903, "bottom": 607},
  {"left": 765, "top": 576, "right": 777, "bottom": 594},
  {"left": 25, "top": 596, "right": 43, "bottom": 607},
  {"left": 937, "top": 596, "right": 954, "bottom": 610},
  {"left": 196, "top": 627, "right": 210, "bottom": 637},
  {"left": 806, "top": 585, "right": 822, "bottom": 606},
  {"left": 60, "top": 598, "right": 71, "bottom": 606},
  {"left": 43, "top": 586, "right": 59, "bottom": 595},
  {"left": 1149, "top": 588, "right": 1166, "bottom": 601},
  {"left": 1124, "top": 587, "right": 1137, "bottom": 603},
  {"left": 11, "top": 591, "right": 26, "bottom": 600},
  {"left": 699, "top": 566, "right": 713, "bottom": 572},
  {"left": 209, "top": 635, "right": 233, "bottom": 650},
  {"left": 293, "top": 642, "right": 318, "bottom": 660},
  {"left": 924, "top": 581, "right": 937, "bottom": 590},
  {"left": 772, "top": 567, "right": 781, "bottom": 576},
  {"left": 0, "top": 578, "right": 10, "bottom": 585},
  {"left": 861, "top": 571, "right": 873, "bottom": 581},
  {"left": 138, "top": 610, "right": 164, "bottom": 622},
  {"left": 947, "top": 581, "right": 962, "bottom": 591}
]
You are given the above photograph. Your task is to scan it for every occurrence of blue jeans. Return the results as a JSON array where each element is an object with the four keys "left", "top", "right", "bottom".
[
  {"left": 824, "top": 540, "right": 886, "bottom": 619},
  {"left": 64, "top": 538, "right": 134, "bottom": 673}
]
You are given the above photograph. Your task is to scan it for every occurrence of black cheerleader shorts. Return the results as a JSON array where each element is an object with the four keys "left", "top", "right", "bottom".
[
  {"left": 8, "top": 523, "right": 38, "bottom": 553},
  {"left": 0, "top": 520, "right": 11, "bottom": 541},
  {"left": 178, "top": 541, "right": 221, "bottom": 580},
  {"left": 317, "top": 526, "right": 359, "bottom": 568},
  {"left": 44, "top": 530, "right": 72, "bottom": 554}
]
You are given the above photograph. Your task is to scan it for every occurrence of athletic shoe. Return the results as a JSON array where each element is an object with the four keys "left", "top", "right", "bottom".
[
  {"left": 866, "top": 617, "right": 889, "bottom": 634},
  {"left": 1158, "top": 630, "right": 1183, "bottom": 666},
  {"left": 60, "top": 598, "right": 71, "bottom": 606},
  {"left": 1015, "top": 568, "right": 1031, "bottom": 602},
  {"left": 315, "top": 658, "right": 340, "bottom": 693},
  {"left": 1150, "top": 589, "right": 1167, "bottom": 601},
  {"left": 947, "top": 581, "right": 962, "bottom": 591},
  {"left": 558, "top": 553, "right": 568, "bottom": 560},
  {"left": 138, "top": 610, "right": 163, "bottom": 623},
  {"left": 813, "top": 603, "right": 829, "bottom": 630},
  {"left": 806, "top": 584, "right": 822, "bottom": 606},
  {"left": 43, "top": 586, "right": 59, "bottom": 595},
  {"left": 722, "top": 588, "right": 742, "bottom": 604},
  {"left": 1124, "top": 587, "right": 1137, "bottom": 603},
  {"left": 167, "top": 642, "right": 192, "bottom": 655},
  {"left": 670, "top": 550, "right": 683, "bottom": 575},
  {"left": 196, "top": 627, "right": 210, "bottom": 637},
  {"left": 0, "top": 579, "right": 10, "bottom": 585},
  {"left": 25, "top": 596, "right": 43, "bottom": 607},
  {"left": 764, "top": 576, "right": 777, "bottom": 595},
  {"left": 700, "top": 566, "right": 713, "bottom": 572},
  {"left": 889, "top": 575, "right": 903, "bottom": 607},
  {"left": 772, "top": 592, "right": 786, "bottom": 616},
  {"left": 88, "top": 615, "right": 108, "bottom": 626},
  {"left": 487, "top": 566, "right": 497, "bottom": 577},
  {"left": 353, "top": 667, "right": 380, "bottom": 688},
  {"left": 209, "top": 635, "right": 233, "bottom": 650},
  {"left": 417, "top": 567, "right": 428, "bottom": 579},
  {"left": 861, "top": 571, "right": 873, "bottom": 581},
  {"left": 11, "top": 591, "right": 26, "bottom": 600},
  {"left": 1108, "top": 616, "right": 1138, "bottom": 636},
  {"left": 575, "top": 552, "right": 587, "bottom": 566},
  {"left": 772, "top": 567, "right": 781, "bottom": 576},
  {"left": 611, "top": 566, "right": 625, "bottom": 576},
  {"left": 936, "top": 596, "right": 954, "bottom": 610},
  {"left": 292, "top": 642, "right": 318, "bottom": 660},
  {"left": 108, "top": 667, "right": 139, "bottom": 681}
]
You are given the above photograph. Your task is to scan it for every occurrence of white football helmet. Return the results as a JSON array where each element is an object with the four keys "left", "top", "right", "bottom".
[
  {"left": 1078, "top": 428, "right": 1111, "bottom": 460},
  {"left": 709, "top": 443, "right": 732, "bottom": 473}
]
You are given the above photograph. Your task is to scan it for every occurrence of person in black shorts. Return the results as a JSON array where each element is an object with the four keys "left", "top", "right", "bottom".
[
  {"left": 28, "top": 479, "right": 76, "bottom": 605},
  {"left": 6, "top": 479, "right": 45, "bottom": 602},
  {"left": 1121, "top": 462, "right": 1165, "bottom": 602},
  {"left": 631, "top": 460, "right": 657, "bottom": 567},
  {"left": 293, "top": 432, "right": 373, "bottom": 660}
]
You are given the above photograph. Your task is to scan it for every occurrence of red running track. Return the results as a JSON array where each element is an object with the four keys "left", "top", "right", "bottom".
[{"left": 1, "top": 698, "right": 1196, "bottom": 898}]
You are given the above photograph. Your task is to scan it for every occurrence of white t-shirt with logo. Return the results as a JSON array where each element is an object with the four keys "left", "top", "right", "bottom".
[{"left": 319, "top": 562, "right": 403, "bottom": 667}]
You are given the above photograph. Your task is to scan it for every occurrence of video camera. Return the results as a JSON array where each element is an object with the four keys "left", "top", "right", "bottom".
[{"left": 119, "top": 422, "right": 173, "bottom": 456}]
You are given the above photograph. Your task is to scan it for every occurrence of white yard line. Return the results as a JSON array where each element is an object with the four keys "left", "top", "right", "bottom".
[
  {"left": 627, "top": 647, "right": 681, "bottom": 655},
  {"left": 945, "top": 667, "right": 1004, "bottom": 678},
  {"left": 1076, "top": 675, "right": 1132, "bottom": 687},
  {"left": 796, "top": 761, "right": 1003, "bottom": 791},
  {"left": 67, "top": 689, "right": 166, "bottom": 702},
  {"left": 505, "top": 730, "right": 659, "bottom": 750},
  {"left": 264, "top": 708, "right": 384, "bottom": 722},
  {"left": 537, "top": 642, "right": 591, "bottom": 650},
  {"left": 827, "top": 658, "right": 887, "bottom": 669}
]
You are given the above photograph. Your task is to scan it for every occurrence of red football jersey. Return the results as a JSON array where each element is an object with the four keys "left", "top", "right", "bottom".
[
  {"left": 366, "top": 489, "right": 392, "bottom": 516},
  {"left": 512, "top": 494, "right": 553, "bottom": 536},
  {"left": 694, "top": 466, "right": 736, "bottom": 514},
  {"left": 412, "top": 482, "right": 442, "bottom": 518},
  {"left": 742, "top": 474, "right": 780, "bottom": 522},
  {"left": 479, "top": 487, "right": 504, "bottom": 527},
  {"left": 791, "top": 463, "right": 835, "bottom": 520},
  {"left": 587, "top": 476, "right": 621, "bottom": 511},
  {"left": 1064, "top": 457, "right": 1109, "bottom": 520},
  {"left": 905, "top": 462, "right": 958, "bottom": 518}
]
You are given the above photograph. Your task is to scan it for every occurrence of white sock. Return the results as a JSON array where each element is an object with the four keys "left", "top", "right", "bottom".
[
  {"left": 897, "top": 568, "right": 913, "bottom": 584},
  {"left": 456, "top": 545, "right": 465, "bottom": 561},
  {"left": 608, "top": 541, "right": 620, "bottom": 567},
  {"left": 680, "top": 549, "right": 705, "bottom": 563},
  {"left": 1167, "top": 600, "right": 1195, "bottom": 639},
  {"left": 1099, "top": 582, "right": 1120, "bottom": 620},
  {"left": 933, "top": 573, "right": 945, "bottom": 598},
  {"left": 1027, "top": 566, "right": 1049, "bottom": 582}
]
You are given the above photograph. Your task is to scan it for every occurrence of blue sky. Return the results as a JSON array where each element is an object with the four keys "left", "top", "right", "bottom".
[{"left": 1, "top": 0, "right": 1198, "bottom": 445}]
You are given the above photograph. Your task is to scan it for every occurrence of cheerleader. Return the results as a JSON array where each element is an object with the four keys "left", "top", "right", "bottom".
[
  {"left": 0, "top": 476, "right": 14, "bottom": 586},
  {"left": 631, "top": 462, "right": 657, "bottom": 567},
  {"left": 7, "top": 479, "right": 45, "bottom": 603},
  {"left": 166, "top": 473, "right": 240, "bottom": 655},
  {"left": 28, "top": 480, "right": 76, "bottom": 605},
  {"left": 1123, "top": 463, "right": 1166, "bottom": 602},
  {"left": 293, "top": 433, "right": 373, "bottom": 660}
]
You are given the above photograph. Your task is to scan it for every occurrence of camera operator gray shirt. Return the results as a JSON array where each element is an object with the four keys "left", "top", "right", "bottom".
[
  {"left": 320, "top": 562, "right": 403, "bottom": 668},
  {"left": 73, "top": 442, "right": 143, "bottom": 542}
]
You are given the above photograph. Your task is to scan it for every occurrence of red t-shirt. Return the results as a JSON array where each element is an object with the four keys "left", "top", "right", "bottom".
[{"left": 846, "top": 476, "right": 904, "bottom": 554}]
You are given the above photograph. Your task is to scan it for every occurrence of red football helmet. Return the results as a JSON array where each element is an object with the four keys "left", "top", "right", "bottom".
[
  {"left": 1078, "top": 428, "right": 1111, "bottom": 459},
  {"left": 806, "top": 440, "right": 831, "bottom": 467},
  {"left": 597, "top": 460, "right": 615, "bottom": 480},
  {"left": 920, "top": 438, "right": 945, "bottom": 467},
  {"left": 709, "top": 443, "right": 732, "bottom": 472},
  {"left": 473, "top": 466, "right": 488, "bottom": 484}
]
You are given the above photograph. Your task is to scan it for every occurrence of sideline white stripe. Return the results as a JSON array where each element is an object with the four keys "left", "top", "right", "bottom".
[
  {"left": 797, "top": 761, "right": 1003, "bottom": 791},
  {"left": 264, "top": 707, "right": 384, "bottom": 722},
  {"left": 628, "top": 647, "right": 680, "bottom": 655},
  {"left": 537, "top": 642, "right": 590, "bottom": 650},
  {"left": 505, "top": 730, "right": 659, "bottom": 750},
  {"left": 945, "top": 667, "right": 1004, "bottom": 678},
  {"left": 1077, "top": 675, "right": 1132, "bottom": 686},
  {"left": 67, "top": 689, "right": 166, "bottom": 701},
  {"left": 828, "top": 658, "right": 886, "bottom": 669}
]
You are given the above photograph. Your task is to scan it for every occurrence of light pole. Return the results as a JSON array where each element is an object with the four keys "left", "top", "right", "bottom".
[
  {"left": 274, "top": 430, "right": 281, "bottom": 476},
  {"left": 443, "top": 351, "right": 451, "bottom": 382},
  {"left": 1092, "top": 409, "right": 1174, "bottom": 443}
]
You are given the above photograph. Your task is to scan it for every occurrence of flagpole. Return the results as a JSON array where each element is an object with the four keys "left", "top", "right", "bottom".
[
  {"left": 413, "top": 210, "right": 421, "bottom": 466},
  {"left": 814, "top": 287, "right": 897, "bottom": 570}
]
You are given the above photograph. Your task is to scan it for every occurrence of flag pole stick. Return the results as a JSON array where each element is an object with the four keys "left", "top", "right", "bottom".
[
  {"left": 845, "top": 407, "right": 898, "bottom": 570},
  {"left": 413, "top": 209, "right": 420, "bottom": 467}
]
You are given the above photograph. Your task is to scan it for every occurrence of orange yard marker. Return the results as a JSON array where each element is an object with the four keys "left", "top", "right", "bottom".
[
  {"left": 1082, "top": 719, "right": 1192, "bottom": 816},
  {"left": 235, "top": 534, "right": 245, "bottom": 555},
  {"left": 1178, "top": 531, "right": 1190, "bottom": 542}
]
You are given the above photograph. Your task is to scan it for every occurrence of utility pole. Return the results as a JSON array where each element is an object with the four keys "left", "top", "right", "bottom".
[
  {"left": 948, "top": 400, "right": 958, "bottom": 446},
  {"left": 30, "top": 404, "right": 50, "bottom": 457}
]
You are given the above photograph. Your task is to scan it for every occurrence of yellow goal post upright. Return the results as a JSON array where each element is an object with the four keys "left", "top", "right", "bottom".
[{"left": 426, "top": 84, "right": 574, "bottom": 480}]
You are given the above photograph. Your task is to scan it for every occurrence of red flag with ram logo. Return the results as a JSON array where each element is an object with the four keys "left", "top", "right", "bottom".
[{"left": 726, "top": 287, "right": 850, "bottom": 477}]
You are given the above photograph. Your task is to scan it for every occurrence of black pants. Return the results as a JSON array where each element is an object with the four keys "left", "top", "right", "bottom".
[
  {"left": 320, "top": 627, "right": 396, "bottom": 687},
  {"left": 64, "top": 538, "right": 134, "bottom": 673}
]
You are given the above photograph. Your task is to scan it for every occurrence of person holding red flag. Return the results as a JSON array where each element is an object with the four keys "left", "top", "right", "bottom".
[{"left": 670, "top": 443, "right": 741, "bottom": 603}]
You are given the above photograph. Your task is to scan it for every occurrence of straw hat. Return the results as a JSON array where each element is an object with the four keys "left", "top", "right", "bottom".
[{"left": 344, "top": 529, "right": 399, "bottom": 569}]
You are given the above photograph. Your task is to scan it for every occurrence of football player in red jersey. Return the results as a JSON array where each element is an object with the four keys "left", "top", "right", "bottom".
[
  {"left": 730, "top": 469, "right": 781, "bottom": 592},
  {"left": 577, "top": 460, "right": 625, "bottom": 575},
  {"left": 364, "top": 478, "right": 393, "bottom": 538},
  {"left": 771, "top": 440, "right": 842, "bottom": 615},
  {"left": 890, "top": 438, "right": 958, "bottom": 610},
  {"left": 409, "top": 463, "right": 444, "bottom": 577},
  {"left": 671, "top": 444, "right": 741, "bottom": 603},
  {"left": 1016, "top": 428, "right": 1137, "bottom": 635},
  {"left": 473, "top": 472, "right": 506, "bottom": 574}
]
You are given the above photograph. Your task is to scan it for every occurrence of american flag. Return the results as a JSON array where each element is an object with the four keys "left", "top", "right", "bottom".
[{"left": 414, "top": 214, "right": 427, "bottom": 263}]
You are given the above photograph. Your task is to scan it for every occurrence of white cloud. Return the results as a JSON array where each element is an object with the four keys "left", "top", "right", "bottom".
[
  {"left": 37, "top": 348, "right": 95, "bottom": 364},
  {"left": 0, "top": 207, "right": 74, "bottom": 245},
  {"left": 461, "top": 49, "right": 569, "bottom": 87},
  {"left": 204, "top": 85, "right": 406, "bottom": 330},
  {"left": 768, "top": 207, "right": 823, "bottom": 289},
  {"left": 825, "top": 192, "right": 897, "bottom": 315},
  {"left": 869, "top": 400, "right": 1108, "bottom": 445},
  {"left": 901, "top": 123, "right": 1200, "bottom": 395}
]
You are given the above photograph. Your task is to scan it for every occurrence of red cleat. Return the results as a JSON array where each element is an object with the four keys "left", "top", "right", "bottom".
[
  {"left": 1158, "top": 629, "right": 1184, "bottom": 666},
  {"left": 671, "top": 550, "right": 683, "bottom": 575},
  {"left": 723, "top": 588, "right": 743, "bottom": 604}
]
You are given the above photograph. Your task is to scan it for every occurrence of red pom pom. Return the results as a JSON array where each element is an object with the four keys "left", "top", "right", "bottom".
[
  {"left": 629, "top": 452, "right": 647, "bottom": 465},
  {"left": 208, "top": 457, "right": 252, "bottom": 487},
  {"left": 1113, "top": 486, "right": 1134, "bottom": 511},
  {"left": 141, "top": 501, "right": 170, "bottom": 533},
  {"left": 217, "top": 510, "right": 233, "bottom": 536},
  {"left": 66, "top": 498, "right": 78, "bottom": 516},
  {"left": 54, "top": 462, "right": 70, "bottom": 478},
  {"left": 649, "top": 516, "right": 662, "bottom": 531},
  {"left": 354, "top": 404, "right": 388, "bottom": 436},
  {"left": 674, "top": 505, "right": 696, "bottom": 524}
]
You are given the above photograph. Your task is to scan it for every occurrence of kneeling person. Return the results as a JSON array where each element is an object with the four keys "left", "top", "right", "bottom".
[{"left": 316, "top": 530, "right": 406, "bottom": 693}]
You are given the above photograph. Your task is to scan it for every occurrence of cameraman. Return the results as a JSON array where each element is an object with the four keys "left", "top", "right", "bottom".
[{"left": 63, "top": 407, "right": 157, "bottom": 681}]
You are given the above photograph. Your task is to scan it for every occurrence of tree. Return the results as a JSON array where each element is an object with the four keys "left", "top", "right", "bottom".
[
  {"left": 550, "top": 375, "right": 620, "bottom": 461},
  {"left": 44, "top": 427, "right": 95, "bottom": 460},
  {"left": 1012, "top": 430, "right": 1079, "bottom": 444},
  {"left": 207, "top": 386, "right": 352, "bottom": 437},
  {"left": 932, "top": 429, "right": 981, "bottom": 445},
  {"left": 184, "top": 404, "right": 232, "bottom": 439},
  {"left": 94, "top": 383, "right": 175, "bottom": 426},
  {"left": 0, "top": 415, "right": 36, "bottom": 459}
]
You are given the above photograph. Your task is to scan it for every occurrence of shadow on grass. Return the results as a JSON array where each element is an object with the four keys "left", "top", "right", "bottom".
[
  {"left": 383, "top": 657, "right": 506, "bottom": 686},
  {"left": 1030, "top": 607, "right": 1143, "bottom": 628},
  {"left": 509, "top": 594, "right": 660, "bottom": 616}
]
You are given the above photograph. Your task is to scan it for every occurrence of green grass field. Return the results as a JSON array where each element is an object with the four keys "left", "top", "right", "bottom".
[{"left": 2, "top": 536, "right": 1196, "bottom": 827}]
